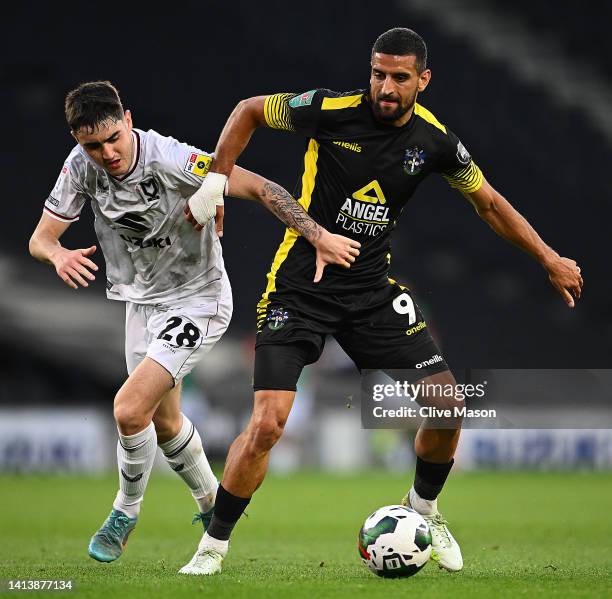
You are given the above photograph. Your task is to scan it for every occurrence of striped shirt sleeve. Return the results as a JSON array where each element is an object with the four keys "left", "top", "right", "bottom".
[
  {"left": 436, "top": 125, "right": 484, "bottom": 194},
  {"left": 43, "top": 205, "right": 81, "bottom": 223},
  {"left": 263, "top": 90, "right": 324, "bottom": 136},
  {"left": 263, "top": 93, "right": 296, "bottom": 132},
  {"left": 443, "top": 161, "right": 484, "bottom": 194}
]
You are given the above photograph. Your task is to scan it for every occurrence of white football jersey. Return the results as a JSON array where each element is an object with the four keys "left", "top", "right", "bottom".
[{"left": 44, "top": 128, "right": 225, "bottom": 305}]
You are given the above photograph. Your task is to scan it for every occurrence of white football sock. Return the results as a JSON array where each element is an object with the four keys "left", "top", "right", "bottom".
[
  {"left": 158, "top": 414, "right": 218, "bottom": 514},
  {"left": 409, "top": 486, "right": 438, "bottom": 516},
  {"left": 198, "top": 532, "right": 229, "bottom": 556},
  {"left": 113, "top": 421, "right": 157, "bottom": 518}
]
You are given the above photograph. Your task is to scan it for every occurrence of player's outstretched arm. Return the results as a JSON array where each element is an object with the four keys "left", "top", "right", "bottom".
[
  {"left": 467, "top": 180, "right": 583, "bottom": 308},
  {"left": 223, "top": 166, "right": 361, "bottom": 283},
  {"left": 29, "top": 213, "right": 98, "bottom": 289},
  {"left": 211, "top": 96, "right": 268, "bottom": 177}
]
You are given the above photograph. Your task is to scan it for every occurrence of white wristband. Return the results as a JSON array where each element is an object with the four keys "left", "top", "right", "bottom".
[{"left": 188, "top": 172, "right": 227, "bottom": 225}]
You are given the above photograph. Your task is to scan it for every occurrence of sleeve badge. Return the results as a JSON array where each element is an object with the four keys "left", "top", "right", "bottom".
[
  {"left": 289, "top": 90, "right": 317, "bottom": 108},
  {"left": 456, "top": 141, "right": 471, "bottom": 165},
  {"left": 184, "top": 153, "right": 212, "bottom": 178}
]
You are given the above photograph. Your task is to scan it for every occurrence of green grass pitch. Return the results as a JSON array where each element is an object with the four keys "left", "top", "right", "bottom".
[{"left": 1, "top": 471, "right": 611, "bottom": 597}]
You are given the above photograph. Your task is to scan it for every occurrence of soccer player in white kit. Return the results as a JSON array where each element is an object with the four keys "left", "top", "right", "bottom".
[{"left": 29, "top": 81, "right": 358, "bottom": 568}]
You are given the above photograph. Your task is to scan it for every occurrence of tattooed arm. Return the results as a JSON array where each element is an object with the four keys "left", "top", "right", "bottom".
[
  {"left": 184, "top": 165, "right": 361, "bottom": 283},
  {"left": 185, "top": 166, "right": 321, "bottom": 240},
  {"left": 260, "top": 180, "right": 322, "bottom": 243}
]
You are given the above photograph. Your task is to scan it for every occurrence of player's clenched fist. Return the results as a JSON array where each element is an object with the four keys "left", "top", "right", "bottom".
[
  {"left": 313, "top": 230, "right": 361, "bottom": 283},
  {"left": 52, "top": 245, "right": 98, "bottom": 289}
]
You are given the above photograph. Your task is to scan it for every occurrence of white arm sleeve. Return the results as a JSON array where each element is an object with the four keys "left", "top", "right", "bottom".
[{"left": 43, "top": 151, "right": 87, "bottom": 222}]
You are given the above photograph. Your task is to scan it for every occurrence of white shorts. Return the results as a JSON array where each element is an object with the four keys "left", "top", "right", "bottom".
[{"left": 125, "top": 275, "right": 232, "bottom": 384}]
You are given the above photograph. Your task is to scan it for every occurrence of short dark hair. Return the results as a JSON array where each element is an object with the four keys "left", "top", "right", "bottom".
[
  {"left": 65, "top": 81, "right": 124, "bottom": 133},
  {"left": 371, "top": 28, "right": 427, "bottom": 72}
]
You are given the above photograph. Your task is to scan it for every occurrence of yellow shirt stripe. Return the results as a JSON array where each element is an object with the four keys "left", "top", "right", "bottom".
[
  {"left": 321, "top": 94, "right": 364, "bottom": 110},
  {"left": 414, "top": 103, "right": 447, "bottom": 134},
  {"left": 256, "top": 139, "right": 320, "bottom": 324}
]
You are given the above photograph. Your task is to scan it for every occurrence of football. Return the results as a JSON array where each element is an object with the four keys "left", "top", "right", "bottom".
[{"left": 358, "top": 505, "right": 432, "bottom": 578}]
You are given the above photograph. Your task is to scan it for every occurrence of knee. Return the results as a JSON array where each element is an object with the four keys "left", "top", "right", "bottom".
[
  {"left": 113, "top": 392, "right": 149, "bottom": 435},
  {"left": 415, "top": 427, "right": 461, "bottom": 460},
  {"left": 245, "top": 410, "right": 287, "bottom": 455}
]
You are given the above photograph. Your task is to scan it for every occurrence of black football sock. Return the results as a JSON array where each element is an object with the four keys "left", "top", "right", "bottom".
[
  {"left": 206, "top": 484, "right": 251, "bottom": 541},
  {"left": 413, "top": 456, "right": 454, "bottom": 500}
]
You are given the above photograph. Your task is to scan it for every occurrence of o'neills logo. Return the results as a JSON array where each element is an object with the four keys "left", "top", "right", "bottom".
[
  {"left": 415, "top": 354, "right": 443, "bottom": 369},
  {"left": 333, "top": 140, "right": 362, "bottom": 152},
  {"left": 406, "top": 321, "right": 426, "bottom": 336}
]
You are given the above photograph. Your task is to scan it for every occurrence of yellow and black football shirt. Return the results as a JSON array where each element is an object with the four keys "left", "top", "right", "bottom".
[{"left": 259, "top": 88, "right": 484, "bottom": 309}]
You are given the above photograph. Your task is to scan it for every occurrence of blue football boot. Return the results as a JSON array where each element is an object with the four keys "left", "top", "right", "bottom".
[{"left": 88, "top": 509, "right": 138, "bottom": 562}]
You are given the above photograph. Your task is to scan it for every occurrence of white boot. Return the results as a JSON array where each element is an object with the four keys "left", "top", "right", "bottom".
[
  {"left": 178, "top": 532, "right": 228, "bottom": 576},
  {"left": 401, "top": 488, "right": 463, "bottom": 572}
]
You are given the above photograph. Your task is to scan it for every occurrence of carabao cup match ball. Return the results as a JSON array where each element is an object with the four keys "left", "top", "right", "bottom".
[{"left": 358, "top": 505, "right": 432, "bottom": 578}]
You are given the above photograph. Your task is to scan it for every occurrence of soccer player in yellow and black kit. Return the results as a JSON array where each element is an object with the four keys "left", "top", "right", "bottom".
[{"left": 183, "top": 28, "right": 583, "bottom": 575}]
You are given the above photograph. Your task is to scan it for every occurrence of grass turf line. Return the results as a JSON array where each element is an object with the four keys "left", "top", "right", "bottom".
[{"left": 1, "top": 471, "right": 611, "bottom": 598}]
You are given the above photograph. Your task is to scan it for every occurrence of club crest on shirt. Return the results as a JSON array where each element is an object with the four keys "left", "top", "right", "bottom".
[
  {"left": 267, "top": 308, "right": 289, "bottom": 331},
  {"left": 96, "top": 175, "right": 109, "bottom": 193},
  {"left": 138, "top": 176, "right": 160, "bottom": 202},
  {"left": 403, "top": 147, "right": 426, "bottom": 175}
]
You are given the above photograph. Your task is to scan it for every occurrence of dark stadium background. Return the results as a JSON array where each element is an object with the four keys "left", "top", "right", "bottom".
[
  {"left": 1, "top": 1, "right": 610, "bottom": 415},
  {"left": 2, "top": 7, "right": 611, "bottom": 593}
]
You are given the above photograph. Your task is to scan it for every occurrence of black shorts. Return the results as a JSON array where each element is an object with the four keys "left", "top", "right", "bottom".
[{"left": 254, "top": 281, "right": 449, "bottom": 391}]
